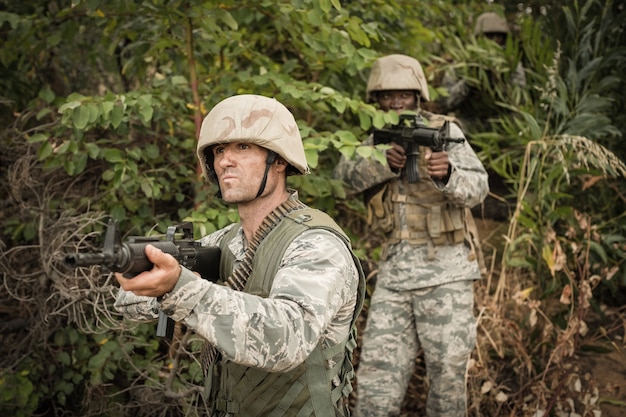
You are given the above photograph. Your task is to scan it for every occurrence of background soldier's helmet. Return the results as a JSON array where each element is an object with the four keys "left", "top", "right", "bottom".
[
  {"left": 366, "top": 54, "right": 430, "bottom": 102},
  {"left": 473, "top": 12, "right": 510, "bottom": 36},
  {"left": 197, "top": 94, "right": 310, "bottom": 182}
]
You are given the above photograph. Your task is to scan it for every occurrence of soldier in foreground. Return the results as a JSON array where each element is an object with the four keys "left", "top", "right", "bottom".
[
  {"left": 334, "top": 55, "right": 488, "bottom": 416},
  {"left": 114, "top": 94, "right": 365, "bottom": 417}
]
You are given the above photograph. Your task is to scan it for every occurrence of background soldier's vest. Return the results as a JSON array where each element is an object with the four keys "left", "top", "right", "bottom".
[
  {"left": 211, "top": 208, "right": 365, "bottom": 417},
  {"left": 367, "top": 111, "right": 469, "bottom": 258},
  {"left": 387, "top": 150, "right": 465, "bottom": 247}
]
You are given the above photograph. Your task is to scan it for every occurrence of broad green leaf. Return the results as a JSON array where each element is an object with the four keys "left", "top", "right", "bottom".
[
  {"left": 111, "top": 104, "right": 124, "bottom": 128},
  {"left": 36, "top": 108, "right": 52, "bottom": 120},
  {"left": 38, "top": 86, "right": 55, "bottom": 103},
  {"left": 171, "top": 75, "right": 187, "bottom": 85},
  {"left": 88, "top": 103, "right": 100, "bottom": 123},
  {"left": 37, "top": 141, "right": 53, "bottom": 160},
  {"left": 72, "top": 105, "right": 90, "bottom": 129},
  {"left": 102, "top": 148, "right": 124, "bottom": 163},
  {"left": 358, "top": 112, "right": 372, "bottom": 131},
  {"left": 372, "top": 112, "right": 385, "bottom": 129},
  {"left": 217, "top": 9, "right": 238, "bottom": 30},
  {"left": 355, "top": 145, "right": 373, "bottom": 158},
  {"left": 84, "top": 143, "right": 100, "bottom": 159},
  {"left": 101, "top": 101, "right": 114, "bottom": 116},
  {"left": 305, "top": 148, "right": 319, "bottom": 169},
  {"left": 58, "top": 101, "right": 81, "bottom": 113},
  {"left": 140, "top": 179, "right": 153, "bottom": 197},
  {"left": 29, "top": 133, "right": 49, "bottom": 143},
  {"left": 144, "top": 143, "right": 160, "bottom": 159},
  {"left": 73, "top": 152, "right": 88, "bottom": 174}
]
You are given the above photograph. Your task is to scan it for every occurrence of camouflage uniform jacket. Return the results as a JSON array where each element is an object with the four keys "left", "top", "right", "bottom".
[
  {"left": 437, "top": 62, "right": 526, "bottom": 114},
  {"left": 333, "top": 113, "right": 489, "bottom": 290},
  {"left": 114, "top": 193, "right": 364, "bottom": 411}
]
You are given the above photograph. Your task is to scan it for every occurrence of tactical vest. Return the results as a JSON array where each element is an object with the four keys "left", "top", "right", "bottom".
[
  {"left": 210, "top": 208, "right": 365, "bottom": 417},
  {"left": 367, "top": 111, "right": 468, "bottom": 258}
]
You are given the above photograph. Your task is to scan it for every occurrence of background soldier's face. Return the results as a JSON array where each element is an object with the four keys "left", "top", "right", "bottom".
[{"left": 376, "top": 90, "right": 418, "bottom": 113}]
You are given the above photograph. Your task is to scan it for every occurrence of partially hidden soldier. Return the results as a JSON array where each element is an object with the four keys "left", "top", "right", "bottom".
[
  {"left": 333, "top": 55, "right": 489, "bottom": 417},
  {"left": 114, "top": 94, "right": 366, "bottom": 417},
  {"left": 437, "top": 12, "right": 526, "bottom": 222},
  {"left": 437, "top": 11, "right": 527, "bottom": 127}
]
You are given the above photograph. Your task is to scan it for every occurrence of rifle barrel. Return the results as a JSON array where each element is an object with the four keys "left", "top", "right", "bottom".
[{"left": 64, "top": 253, "right": 107, "bottom": 267}]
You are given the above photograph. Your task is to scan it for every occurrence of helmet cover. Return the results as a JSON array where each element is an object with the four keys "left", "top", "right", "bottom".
[
  {"left": 197, "top": 94, "right": 309, "bottom": 182},
  {"left": 474, "top": 12, "right": 510, "bottom": 36},
  {"left": 366, "top": 54, "right": 430, "bottom": 102}
]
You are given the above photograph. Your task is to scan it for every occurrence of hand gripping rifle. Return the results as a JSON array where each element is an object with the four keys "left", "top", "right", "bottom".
[
  {"left": 372, "top": 114, "right": 465, "bottom": 183},
  {"left": 64, "top": 219, "right": 220, "bottom": 339}
]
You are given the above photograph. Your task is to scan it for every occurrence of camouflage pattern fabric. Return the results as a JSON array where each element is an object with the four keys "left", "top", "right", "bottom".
[
  {"left": 333, "top": 114, "right": 488, "bottom": 417},
  {"left": 333, "top": 119, "right": 488, "bottom": 212},
  {"left": 354, "top": 281, "right": 476, "bottom": 417},
  {"left": 437, "top": 62, "right": 526, "bottom": 115},
  {"left": 377, "top": 240, "right": 481, "bottom": 291},
  {"left": 114, "top": 202, "right": 360, "bottom": 373}
]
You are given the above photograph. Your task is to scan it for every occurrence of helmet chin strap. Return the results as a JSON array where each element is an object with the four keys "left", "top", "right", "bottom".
[
  {"left": 255, "top": 151, "right": 278, "bottom": 198},
  {"left": 206, "top": 149, "right": 278, "bottom": 199}
]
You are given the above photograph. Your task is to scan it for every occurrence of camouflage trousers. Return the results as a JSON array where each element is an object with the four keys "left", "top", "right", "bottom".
[{"left": 354, "top": 280, "right": 476, "bottom": 417}]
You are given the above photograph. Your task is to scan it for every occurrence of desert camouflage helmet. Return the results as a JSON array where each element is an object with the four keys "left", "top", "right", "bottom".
[
  {"left": 197, "top": 94, "right": 309, "bottom": 182},
  {"left": 366, "top": 54, "right": 430, "bottom": 102},
  {"left": 473, "top": 12, "right": 510, "bottom": 36}
]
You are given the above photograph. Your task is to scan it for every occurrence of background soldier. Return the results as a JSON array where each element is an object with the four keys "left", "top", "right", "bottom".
[
  {"left": 437, "top": 11, "right": 527, "bottom": 127},
  {"left": 436, "top": 12, "right": 526, "bottom": 222},
  {"left": 334, "top": 54, "right": 488, "bottom": 417},
  {"left": 114, "top": 94, "right": 365, "bottom": 417}
]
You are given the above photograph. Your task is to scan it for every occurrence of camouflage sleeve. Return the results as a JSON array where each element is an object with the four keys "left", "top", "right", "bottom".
[
  {"left": 511, "top": 62, "right": 527, "bottom": 88},
  {"left": 333, "top": 134, "right": 399, "bottom": 196},
  {"left": 437, "top": 122, "right": 489, "bottom": 208},
  {"left": 437, "top": 70, "right": 470, "bottom": 114},
  {"left": 114, "top": 291, "right": 159, "bottom": 321},
  {"left": 158, "top": 229, "right": 359, "bottom": 373}
]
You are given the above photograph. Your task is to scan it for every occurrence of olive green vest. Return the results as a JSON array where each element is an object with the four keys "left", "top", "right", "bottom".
[{"left": 211, "top": 207, "right": 365, "bottom": 417}]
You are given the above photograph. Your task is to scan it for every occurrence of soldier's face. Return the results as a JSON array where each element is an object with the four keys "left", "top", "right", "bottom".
[
  {"left": 212, "top": 142, "right": 270, "bottom": 203},
  {"left": 485, "top": 32, "right": 506, "bottom": 46},
  {"left": 376, "top": 90, "right": 418, "bottom": 113}
]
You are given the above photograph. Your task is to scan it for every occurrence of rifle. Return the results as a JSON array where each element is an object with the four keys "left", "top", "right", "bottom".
[
  {"left": 372, "top": 114, "right": 465, "bottom": 183},
  {"left": 65, "top": 219, "right": 221, "bottom": 339}
]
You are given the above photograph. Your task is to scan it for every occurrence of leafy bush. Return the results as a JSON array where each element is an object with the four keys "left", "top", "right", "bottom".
[{"left": 1, "top": 0, "right": 625, "bottom": 416}]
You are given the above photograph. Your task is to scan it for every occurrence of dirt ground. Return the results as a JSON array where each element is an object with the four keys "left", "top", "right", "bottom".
[{"left": 475, "top": 218, "right": 626, "bottom": 417}]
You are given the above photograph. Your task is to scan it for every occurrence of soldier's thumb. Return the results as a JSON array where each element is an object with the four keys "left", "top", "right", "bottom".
[{"left": 145, "top": 244, "right": 165, "bottom": 264}]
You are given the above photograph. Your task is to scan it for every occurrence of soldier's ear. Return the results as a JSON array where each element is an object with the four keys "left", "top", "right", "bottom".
[{"left": 275, "top": 157, "right": 288, "bottom": 172}]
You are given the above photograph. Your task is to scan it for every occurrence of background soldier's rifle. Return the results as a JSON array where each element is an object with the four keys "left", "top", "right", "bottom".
[{"left": 373, "top": 114, "right": 465, "bottom": 183}]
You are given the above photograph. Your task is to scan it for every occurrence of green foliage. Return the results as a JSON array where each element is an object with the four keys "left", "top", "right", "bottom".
[
  {"left": 497, "top": 0, "right": 626, "bottom": 299},
  {"left": 1, "top": 0, "right": 626, "bottom": 415},
  {"left": 0, "top": 323, "right": 165, "bottom": 416}
]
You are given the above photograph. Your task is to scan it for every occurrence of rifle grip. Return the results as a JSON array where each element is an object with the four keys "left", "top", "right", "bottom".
[{"left": 405, "top": 144, "right": 420, "bottom": 183}]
